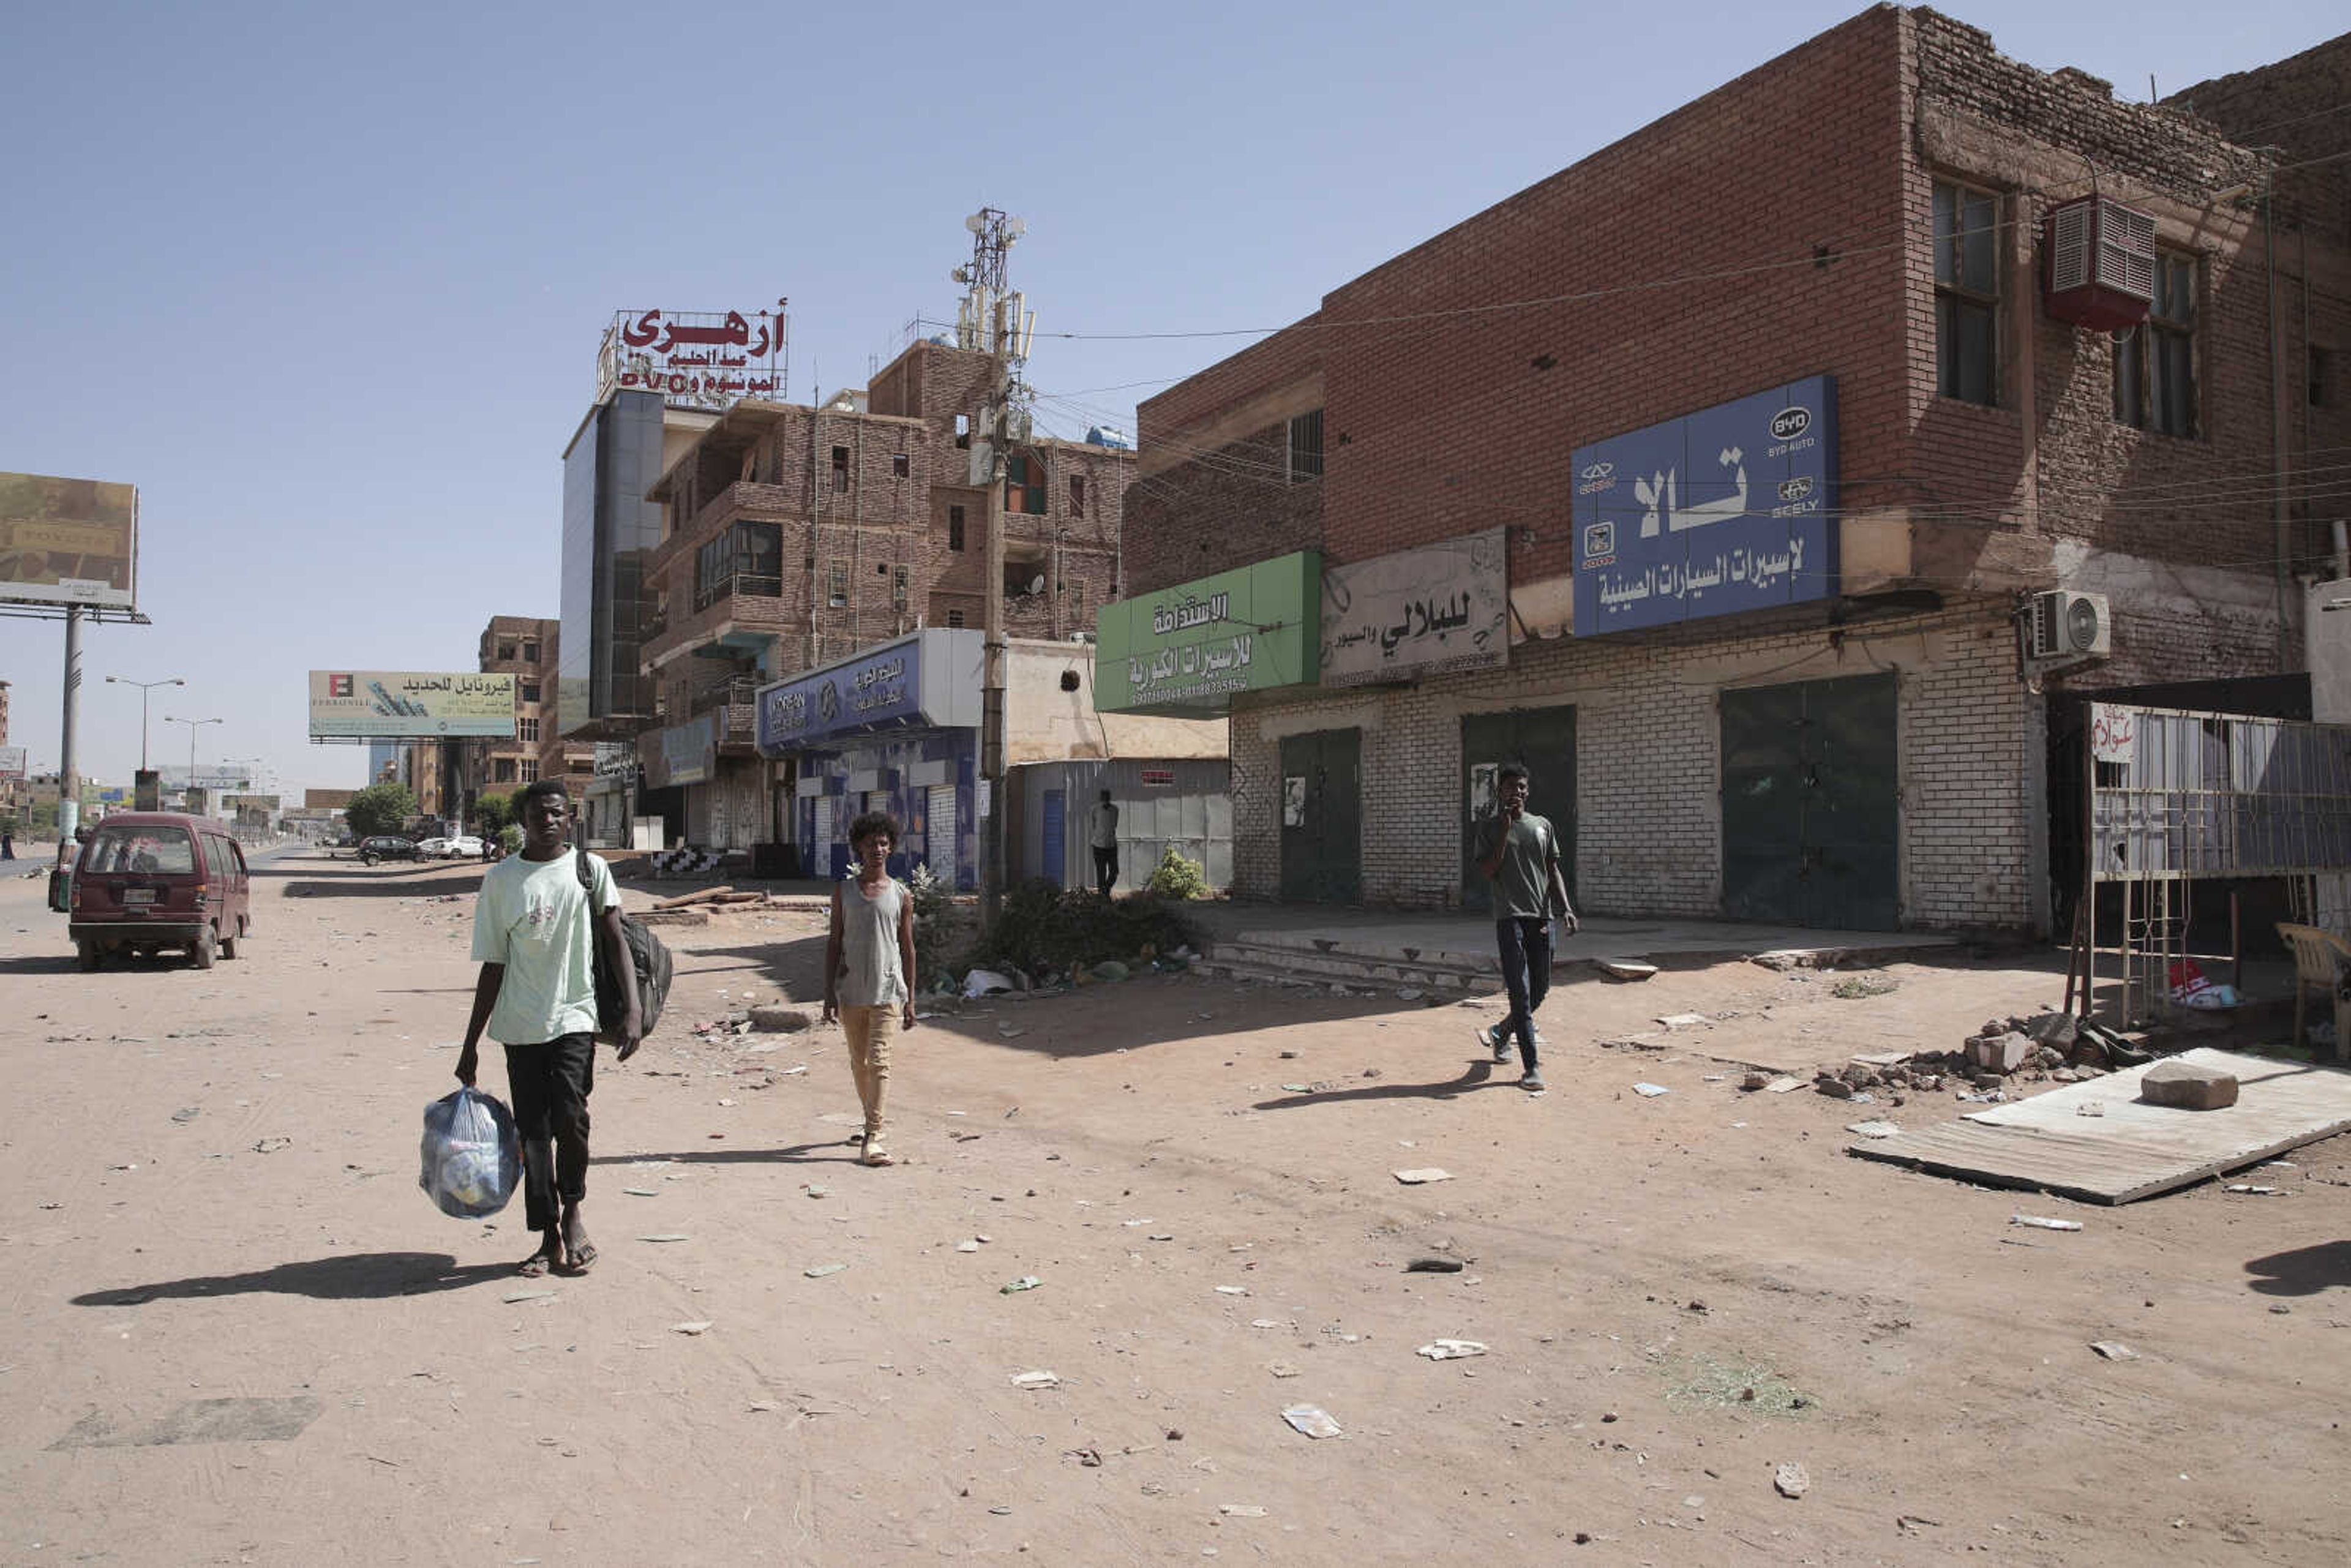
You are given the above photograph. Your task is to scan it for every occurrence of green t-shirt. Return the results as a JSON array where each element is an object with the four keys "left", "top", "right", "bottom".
[
  {"left": 1475, "top": 811, "right": 1562, "bottom": 920},
  {"left": 470, "top": 849, "right": 618, "bottom": 1045}
]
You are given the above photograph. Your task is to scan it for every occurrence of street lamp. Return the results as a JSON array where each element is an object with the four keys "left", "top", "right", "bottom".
[
  {"left": 106, "top": 675, "right": 185, "bottom": 772},
  {"left": 163, "top": 716, "right": 223, "bottom": 802}
]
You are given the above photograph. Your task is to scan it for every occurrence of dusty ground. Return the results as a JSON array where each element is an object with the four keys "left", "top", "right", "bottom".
[{"left": 0, "top": 849, "right": 2345, "bottom": 1567}]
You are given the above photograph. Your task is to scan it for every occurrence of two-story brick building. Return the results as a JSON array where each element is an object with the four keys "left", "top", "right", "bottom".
[
  {"left": 1112, "top": 6, "right": 2348, "bottom": 934},
  {"left": 637, "top": 336, "right": 1141, "bottom": 860}
]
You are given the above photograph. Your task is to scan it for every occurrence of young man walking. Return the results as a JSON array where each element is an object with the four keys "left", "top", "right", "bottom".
[
  {"left": 1473, "top": 763, "right": 1577, "bottom": 1092},
  {"left": 820, "top": 811, "right": 918, "bottom": 1166},
  {"left": 454, "top": 779, "right": 642, "bottom": 1277},
  {"left": 1088, "top": 789, "right": 1120, "bottom": 898}
]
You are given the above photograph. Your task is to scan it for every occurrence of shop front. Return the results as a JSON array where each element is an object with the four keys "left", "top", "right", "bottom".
[{"left": 757, "top": 629, "right": 983, "bottom": 886}]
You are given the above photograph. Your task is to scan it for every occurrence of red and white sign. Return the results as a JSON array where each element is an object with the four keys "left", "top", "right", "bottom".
[
  {"left": 2090, "top": 703, "right": 2137, "bottom": 765},
  {"left": 596, "top": 300, "right": 789, "bottom": 412}
]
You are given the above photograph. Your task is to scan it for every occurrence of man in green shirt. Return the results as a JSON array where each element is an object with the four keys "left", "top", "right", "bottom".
[
  {"left": 454, "top": 780, "right": 642, "bottom": 1277},
  {"left": 1472, "top": 763, "right": 1577, "bottom": 1091}
]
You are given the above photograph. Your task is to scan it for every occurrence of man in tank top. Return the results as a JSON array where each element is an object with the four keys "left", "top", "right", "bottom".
[{"left": 821, "top": 811, "right": 919, "bottom": 1166}]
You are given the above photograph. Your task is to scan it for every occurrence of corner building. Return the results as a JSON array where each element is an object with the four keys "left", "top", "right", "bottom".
[{"left": 1116, "top": 6, "right": 2350, "bottom": 933}]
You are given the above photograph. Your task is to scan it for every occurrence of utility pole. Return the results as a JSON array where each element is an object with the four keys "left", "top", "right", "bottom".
[
  {"left": 957, "top": 208, "right": 1033, "bottom": 929},
  {"left": 56, "top": 609, "right": 81, "bottom": 863}
]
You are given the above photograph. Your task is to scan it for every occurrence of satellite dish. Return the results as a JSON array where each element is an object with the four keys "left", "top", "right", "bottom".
[
  {"left": 1026, "top": 574, "right": 1046, "bottom": 596},
  {"left": 966, "top": 213, "right": 987, "bottom": 234}
]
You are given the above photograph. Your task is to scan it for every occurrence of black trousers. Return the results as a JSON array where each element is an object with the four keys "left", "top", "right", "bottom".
[
  {"left": 1093, "top": 846, "right": 1118, "bottom": 898},
  {"left": 503, "top": 1032, "right": 595, "bottom": 1233}
]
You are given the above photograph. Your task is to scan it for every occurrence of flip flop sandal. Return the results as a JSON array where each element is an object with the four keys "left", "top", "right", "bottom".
[
  {"left": 564, "top": 1242, "right": 599, "bottom": 1274},
  {"left": 515, "top": 1255, "right": 553, "bottom": 1279},
  {"left": 861, "top": 1147, "right": 896, "bottom": 1167}
]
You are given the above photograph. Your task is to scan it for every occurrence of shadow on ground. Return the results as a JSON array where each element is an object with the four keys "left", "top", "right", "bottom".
[
  {"left": 72, "top": 1251, "right": 516, "bottom": 1304},
  {"left": 590, "top": 1139, "right": 855, "bottom": 1167},
  {"left": 1251, "top": 1056, "right": 1515, "bottom": 1109},
  {"left": 2244, "top": 1239, "right": 2351, "bottom": 1296},
  {"left": 0, "top": 953, "right": 81, "bottom": 976}
]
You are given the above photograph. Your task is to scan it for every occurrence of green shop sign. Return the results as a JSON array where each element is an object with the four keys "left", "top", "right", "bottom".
[{"left": 1094, "top": 551, "right": 1320, "bottom": 715}]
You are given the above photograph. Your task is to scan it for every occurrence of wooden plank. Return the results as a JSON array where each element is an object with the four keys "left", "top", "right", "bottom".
[
  {"left": 1849, "top": 1124, "right": 2188, "bottom": 1204},
  {"left": 1851, "top": 1049, "right": 2351, "bottom": 1204}
]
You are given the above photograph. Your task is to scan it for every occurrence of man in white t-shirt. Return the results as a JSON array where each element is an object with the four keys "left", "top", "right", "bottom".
[
  {"left": 1088, "top": 790, "right": 1120, "bottom": 899},
  {"left": 455, "top": 780, "right": 642, "bottom": 1277}
]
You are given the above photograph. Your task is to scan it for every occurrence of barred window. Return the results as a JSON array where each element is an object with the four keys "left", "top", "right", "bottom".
[
  {"left": 1288, "top": 408, "right": 1324, "bottom": 481},
  {"left": 2115, "top": 252, "right": 2199, "bottom": 438}
]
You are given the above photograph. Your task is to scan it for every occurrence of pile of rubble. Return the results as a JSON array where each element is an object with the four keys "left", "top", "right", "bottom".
[{"left": 1804, "top": 1012, "right": 2145, "bottom": 1103}]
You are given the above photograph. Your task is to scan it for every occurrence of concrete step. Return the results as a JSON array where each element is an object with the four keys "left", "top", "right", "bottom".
[
  {"left": 1199, "top": 939, "right": 1496, "bottom": 990},
  {"left": 1190, "top": 953, "right": 1499, "bottom": 996}
]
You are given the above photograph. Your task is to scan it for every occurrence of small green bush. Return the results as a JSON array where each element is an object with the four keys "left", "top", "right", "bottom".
[
  {"left": 1146, "top": 846, "right": 1210, "bottom": 901},
  {"left": 498, "top": 824, "right": 523, "bottom": 855},
  {"left": 966, "top": 877, "right": 1199, "bottom": 978}
]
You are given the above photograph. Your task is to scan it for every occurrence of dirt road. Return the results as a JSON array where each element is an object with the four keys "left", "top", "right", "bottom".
[{"left": 1, "top": 849, "right": 2344, "bottom": 1566}]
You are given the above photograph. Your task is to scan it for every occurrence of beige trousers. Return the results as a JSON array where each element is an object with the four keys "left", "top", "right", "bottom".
[{"left": 840, "top": 1005, "right": 899, "bottom": 1143}]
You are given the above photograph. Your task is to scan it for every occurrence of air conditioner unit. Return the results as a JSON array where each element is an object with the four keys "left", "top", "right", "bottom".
[
  {"left": 2027, "top": 590, "right": 2112, "bottom": 662},
  {"left": 2044, "top": 197, "right": 2156, "bottom": 331}
]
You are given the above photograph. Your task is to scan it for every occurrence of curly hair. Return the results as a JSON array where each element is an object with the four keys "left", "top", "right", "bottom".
[{"left": 848, "top": 810, "right": 899, "bottom": 849}]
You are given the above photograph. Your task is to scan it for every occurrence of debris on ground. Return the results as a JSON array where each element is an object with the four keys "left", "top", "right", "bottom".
[
  {"left": 1000, "top": 1275, "right": 1041, "bottom": 1294},
  {"left": 1774, "top": 1462, "right": 1811, "bottom": 1499},
  {"left": 1599, "top": 960, "right": 1659, "bottom": 982},
  {"left": 1404, "top": 1256, "right": 1466, "bottom": 1273},
  {"left": 2140, "top": 1059, "right": 2240, "bottom": 1111},
  {"left": 1415, "top": 1338, "right": 1488, "bottom": 1360},
  {"left": 1281, "top": 1405, "right": 1344, "bottom": 1439},
  {"left": 1392, "top": 1168, "right": 1453, "bottom": 1185},
  {"left": 2010, "top": 1215, "right": 2082, "bottom": 1232},
  {"left": 1633, "top": 1082, "right": 1671, "bottom": 1098},
  {"left": 2089, "top": 1341, "right": 2139, "bottom": 1361},
  {"left": 1011, "top": 1370, "right": 1060, "bottom": 1389}
]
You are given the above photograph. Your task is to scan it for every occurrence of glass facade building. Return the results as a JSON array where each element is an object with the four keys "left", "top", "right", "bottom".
[{"left": 558, "top": 389, "right": 668, "bottom": 738}]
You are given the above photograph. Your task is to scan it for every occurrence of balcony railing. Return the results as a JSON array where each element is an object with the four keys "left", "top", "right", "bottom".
[
  {"left": 692, "top": 571, "right": 784, "bottom": 615},
  {"left": 689, "top": 674, "right": 765, "bottom": 717}
]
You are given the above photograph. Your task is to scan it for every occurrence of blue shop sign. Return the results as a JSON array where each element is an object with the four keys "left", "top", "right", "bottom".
[
  {"left": 1572, "top": 375, "right": 1838, "bottom": 634},
  {"left": 759, "top": 643, "right": 924, "bottom": 751}
]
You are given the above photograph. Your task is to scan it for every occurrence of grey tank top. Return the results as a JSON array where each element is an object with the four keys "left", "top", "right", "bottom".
[{"left": 837, "top": 877, "right": 909, "bottom": 1007}]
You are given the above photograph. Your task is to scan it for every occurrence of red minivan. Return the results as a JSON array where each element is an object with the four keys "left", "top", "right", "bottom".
[{"left": 62, "top": 812, "right": 253, "bottom": 970}]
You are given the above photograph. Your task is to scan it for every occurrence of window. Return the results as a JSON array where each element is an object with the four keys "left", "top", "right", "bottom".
[
  {"left": 1288, "top": 408, "right": 1324, "bottom": 481},
  {"left": 493, "top": 758, "right": 516, "bottom": 784},
  {"left": 2311, "top": 346, "right": 2333, "bottom": 409},
  {"left": 2113, "top": 252, "right": 2198, "bottom": 438},
  {"left": 893, "top": 566, "right": 910, "bottom": 609},
  {"left": 1071, "top": 580, "right": 1084, "bottom": 612},
  {"left": 1932, "top": 181, "right": 1999, "bottom": 406},
  {"left": 892, "top": 452, "right": 910, "bottom": 478},
  {"left": 831, "top": 446, "right": 850, "bottom": 493},
  {"left": 954, "top": 414, "right": 970, "bottom": 449},
  {"left": 948, "top": 505, "right": 966, "bottom": 552},
  {"left": 497, "top": 642, "right": 517, "bottom": 661},
  {"left": 519, "top": 716, "right": 540, "bottom": 743},
  {"left": 519, "top": 681, "right": 541, "bottom": 704},
  {"left": 522, "top": 641, "right": 539, "bottom": 662},
  {"left": 828, "top": 563, "right": 847, "bottom": 608},
  {"left": 1069, "top": 473, "right": 1087, "bottom": 517},
  {"left": 1007, "top": 453, "right": 1046, "bottom": 515},
  {"left": 947, "top": 609, "right": 966, "bottom": 628},
  {"left": 519, "top": 759, "right": 538, "bottom": 783}
]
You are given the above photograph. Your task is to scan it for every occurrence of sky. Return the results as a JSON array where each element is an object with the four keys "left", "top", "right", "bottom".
[{"left": 1, "top": 0, "right": 2339, "bottom": 796}]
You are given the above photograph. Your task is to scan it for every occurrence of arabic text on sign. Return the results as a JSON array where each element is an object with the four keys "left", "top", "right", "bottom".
[{"left": 1149, "top": 591, "right": 1229, "bottom": 636}]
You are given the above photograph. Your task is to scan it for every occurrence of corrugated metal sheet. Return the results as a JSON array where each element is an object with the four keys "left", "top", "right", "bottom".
[{"left": 1012, "top": 759, "right": 1231, "bottom": 891}]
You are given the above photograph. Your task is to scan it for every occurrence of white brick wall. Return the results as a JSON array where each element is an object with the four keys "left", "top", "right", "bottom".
[{"left": 1231, "top": 596, "right": 2038, "bottom": 931}]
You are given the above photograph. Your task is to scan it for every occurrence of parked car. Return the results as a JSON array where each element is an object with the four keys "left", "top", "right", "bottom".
[
  {"left": 54, "top": 812, "right": 252, "bottom": 970},
  {"left": 414, "top": 836, "right": 452, "bottom": 858},
  {"left": 443, "top": 835, "right": 486, "bottom": 860},
  {"left": 358, "top": 836, "right": 419, "bottom": 865}
]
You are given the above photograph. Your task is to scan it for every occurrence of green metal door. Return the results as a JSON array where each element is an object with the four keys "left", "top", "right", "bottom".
[
  {"left": 1279, "top": 729, "right": 1362, "bottom": 903},
  {"left": 1721, "top": 672, "right": 1899, "bottom": 929},
  {"left": 1461, "top": 707, "right": 1577, "bottom": 911}
]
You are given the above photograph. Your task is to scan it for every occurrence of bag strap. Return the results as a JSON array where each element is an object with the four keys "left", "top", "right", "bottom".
[{"left": 574, "top": 844, "right": 596, "bottom": 898}]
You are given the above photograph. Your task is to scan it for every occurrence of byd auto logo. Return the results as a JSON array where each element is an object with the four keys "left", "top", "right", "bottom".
[{"left": 1770, "top": 406, "right": 1813, "bottom": 441}]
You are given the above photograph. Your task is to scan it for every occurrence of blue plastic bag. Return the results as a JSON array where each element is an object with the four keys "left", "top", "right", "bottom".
[{"left": 419, "top": 1086, "right": 520, "bottom": 1219}]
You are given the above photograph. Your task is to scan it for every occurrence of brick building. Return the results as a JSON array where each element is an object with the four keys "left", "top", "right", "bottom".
[
  {"left": 637, "top": 337, "right": 1136, "bottom": 853},
  {"left": 454, "top": 615, "right": 593, "bottom": 822},
  {"left": 1114, "top": 6, "right": 2349, "bottom": 933}
]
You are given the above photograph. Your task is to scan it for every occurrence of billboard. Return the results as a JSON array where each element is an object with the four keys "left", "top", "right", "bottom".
[
  {"left": 0, "top": 746, "right": 26, "bottom": 781},
  {"left": 308, "top": 670, "right": 517, "bottom": 739},
  {"left": 0, "top": 471, "right": 138, "bottom": 611},
  {"left": 1094, "top": 552, "right": 1320, "bottom": 715},
  {"left": 1572, "top": 375, "right": 1837, "bottom": 634},
  {"left": 1321, "top": 530, "right": 1509, "bottom": 687}
]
